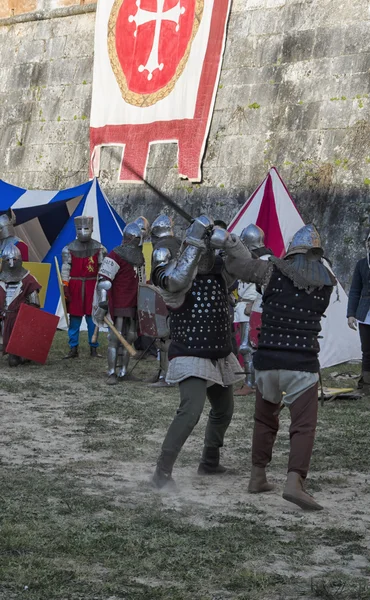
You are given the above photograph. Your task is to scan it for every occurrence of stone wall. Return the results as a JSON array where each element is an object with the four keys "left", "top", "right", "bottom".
[{"left": 0, "top": 0, "right": 370, "bottom": 288}]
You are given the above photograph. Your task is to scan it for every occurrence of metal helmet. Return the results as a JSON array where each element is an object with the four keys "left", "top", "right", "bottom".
[
  {"left": 134, "top": 216, "right": 150, "bottom": 246},
  {"left": 0, "top": 212, "right": 15, "bottom": 241},
  {"left": 74, "top": 216, "right": 93, "bottom": 242},
  {"left": 0, "top": 243, "right": 23, "bottom": 280},
  {"left": 240, "top": 224, "right": 265, "bottom": 250},
  {"left": 122, "top": 222, "right": 142, "bottom": 247},
  {"left": 285, "top": 224, "right": 323, "bottom": 258},
  {"left": 119, "top": 222, "right": 144, "bottom": 266},
  {"left": 150, "top": 215, "right": 174, "bottom": 241}
]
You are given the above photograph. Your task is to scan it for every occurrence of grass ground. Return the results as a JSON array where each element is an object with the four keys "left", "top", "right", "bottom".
[{"left": 1, "top": 332, "right": 369, "bottom": 600}]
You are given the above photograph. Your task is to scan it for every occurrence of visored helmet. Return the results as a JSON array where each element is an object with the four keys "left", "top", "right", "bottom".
[{"left": 74, "top": 216, "right": 93, "bottom": 242}]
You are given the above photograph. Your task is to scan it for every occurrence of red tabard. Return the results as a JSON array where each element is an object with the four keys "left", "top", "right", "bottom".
[
  {"left": 0, "top": 273, "right": 41, "bottom": 352},
  {"left": 104, "top": 250, "right": 138, "bottom": 316},
  {"left": 68, "top": 252, "right": 99, "bottom": 316}
]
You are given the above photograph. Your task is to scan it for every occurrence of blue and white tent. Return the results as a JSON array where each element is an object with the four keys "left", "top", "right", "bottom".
[{"left": 0, "top": 178, "right": 125, "bottom": 327}]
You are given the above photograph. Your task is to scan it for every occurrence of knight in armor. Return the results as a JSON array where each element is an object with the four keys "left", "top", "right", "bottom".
[
  {"left": 0, "top": 244, "right": 41, "bottom": 366},
  {"left": 151, "top": 216, "right": 245, "bottom": 488},
  {"left": 234, "top": 224, "right": 273, "bottom": 397},
  {"left": 217, "top": 223, "right": 335, "bottom": 510},
  {"left": 133, "top": 216, "right": 150, "bottom": 283},
  {"left": 93, "top": 222, "right": 144, "bottom": 385},
  {"left": 62, "top": 216, "right": 107, "bottom": 359},
  {"left": 148, "top": 215, "right": 182, "bottom": 388},
  {"left": 347, "top": 230, "right": 370, "bottom": 391},
  {"left": 0, "top": 209, "right": 29, "bottom": 261}
]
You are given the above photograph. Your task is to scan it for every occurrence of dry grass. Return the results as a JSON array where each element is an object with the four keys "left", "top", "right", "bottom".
[{"left": 0, "top": 333, "right": 369, "bottom": 599}]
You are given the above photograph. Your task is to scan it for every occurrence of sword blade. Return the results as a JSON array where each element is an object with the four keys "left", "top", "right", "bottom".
[{"left": 123, "top": 161, "right": 194, "bottom": 224}]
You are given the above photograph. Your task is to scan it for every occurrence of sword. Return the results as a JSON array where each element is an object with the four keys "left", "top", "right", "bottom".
[{"left": 122, "top": 161, "right": 194, "bottom": 224}]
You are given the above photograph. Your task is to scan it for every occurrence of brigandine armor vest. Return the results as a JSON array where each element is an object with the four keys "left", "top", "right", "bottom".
[
  {"left": 168, "top": 271, "right": 232, "bottom": 360},
  {"left": 253, "top": 266, "right": 332, "bottom": 373}
]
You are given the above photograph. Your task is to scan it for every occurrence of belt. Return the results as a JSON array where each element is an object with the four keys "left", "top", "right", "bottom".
[
  {"left": 70, "top": 276, "right": 97, "bottom": 280},
  {"left": 70, "top": 276, "right": 97, "bottom": 304}
]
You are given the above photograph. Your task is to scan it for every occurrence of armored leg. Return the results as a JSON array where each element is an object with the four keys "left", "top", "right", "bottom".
[
  {"left": 117, "top": 317, "right": 137, "bottom": 379},
  {"left": 148, "top": 338, "right": 172, "bottom": 387},
  {"left": 107, "top": 317, "right": 123, "bottom": 379},
  {"left": 239, "top": 320, "right": 255, "bottom": 387},
  {"left": 159, "top": 338, "right": 170, "bottom": 378}
]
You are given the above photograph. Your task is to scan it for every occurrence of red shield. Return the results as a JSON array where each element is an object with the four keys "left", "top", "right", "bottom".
[
  {"left": 108, "top": 0, "right": 203, "bottom": 104},
  {"left": 6, "top": 304, "right": 59, "bottom": 364},
  {"left": 137, "top": 283, "right": 169, "bottom": 338}
]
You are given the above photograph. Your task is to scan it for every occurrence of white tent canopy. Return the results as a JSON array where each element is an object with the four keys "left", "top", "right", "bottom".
[{"left": 228, "top": 167, "right": 361, "bottom": 368}]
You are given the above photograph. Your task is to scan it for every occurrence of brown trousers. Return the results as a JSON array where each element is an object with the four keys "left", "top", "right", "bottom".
[{"left": 251, "top": 382, "right": 318, "bottom": 478}]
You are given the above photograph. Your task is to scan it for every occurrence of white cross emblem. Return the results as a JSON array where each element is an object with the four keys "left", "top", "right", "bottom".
[{"left": 129, "top": 0, "right": 186, "bottom": 81}]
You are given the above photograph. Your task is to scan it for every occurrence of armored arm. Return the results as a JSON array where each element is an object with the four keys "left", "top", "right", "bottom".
[
  {"left": 61, "top": 246, "right": 72, "bottom": 284},
  {"left": 152, "top": 215, "right": 212, "bottom": 293},
  {"left": 93, "top": 278, "right": 112, "bottom": 326},
  {"left": 98, "top": 245, "right": 108, "bottom": 265},
  {"left": 215, "top": 232, "right": 273, "bottom": 288},
  {"left": 152, "top": 245, "right": 203, "bottom": 293},
  {"left": 26, "top": 290, "right": 40, "bottom": 308}
]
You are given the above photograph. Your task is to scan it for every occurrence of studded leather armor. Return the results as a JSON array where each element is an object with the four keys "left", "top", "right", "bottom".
[
  {"left": 253, "top": 266, "right": 333, "bottom": 372},
  {"left": 168, "top": 272, "right": 232, "bottom": 360}
]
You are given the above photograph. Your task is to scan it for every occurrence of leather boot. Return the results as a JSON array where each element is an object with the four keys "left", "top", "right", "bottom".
[
  {"left": 90, "top": 347, "right": 102, "bottom": 358},
  {"left": 152, "top": 450, "right": 177, "bottom": 489},
  {"left": 248, "top": 465, "right": 274, "bottom": 493},
  {"left": 197, "top": 447, "right": 227, "bottom": 475},
  {"left": 106, "top": 373, "right": 118, "bottom": 385},
  {"left": 8, "top": 354, "right": 21, "bottom": 367},
  {"left": 282, "top": 471, "right": 323, "bottom": 511},
  {"left": 63, "top": 346, "right": 78, "bottom": 359},
  {"left": 152, "top": 466, "right": 176, "bottom": 490}
]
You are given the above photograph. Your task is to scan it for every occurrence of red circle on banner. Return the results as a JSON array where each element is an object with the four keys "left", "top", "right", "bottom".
[{"left": 115, "top": 0, "right": 196, "bottom": 95}]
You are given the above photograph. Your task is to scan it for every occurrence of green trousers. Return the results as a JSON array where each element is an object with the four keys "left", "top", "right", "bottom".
[{"left": 157, "top": 377, "right": 234, "bottom": 474}]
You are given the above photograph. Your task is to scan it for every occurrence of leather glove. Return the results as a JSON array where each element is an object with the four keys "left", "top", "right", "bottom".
[
  {"left": 347, "top": 316, "right": 357, "bottom": 330},
  {"left": 185, "top": 215, "right": 214, "bottom": 249}
]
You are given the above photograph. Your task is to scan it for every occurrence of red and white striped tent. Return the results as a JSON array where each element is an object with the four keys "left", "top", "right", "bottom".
[{"left": 229, "top": 167, "right": 361, "bottom": 368}]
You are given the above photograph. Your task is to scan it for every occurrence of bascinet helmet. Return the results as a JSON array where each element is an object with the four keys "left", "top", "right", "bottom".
[
  {"left": 133, "top": 216, "right": 150, "bottom": 246},
  {"left": 74, "top": 216, "right": 93, "bottom": 242},
  {"left": 0, "top": 243, "right": 24, "bottom": 281},
  {"left": 150, "top": 215, "right": 174, "bottom": 241},
  {"left": 240, "top": 224, "right": 265, "bottom": 250},
  {"left": 0, "top": 210, "right": 16, "bottom": 241},
  {"left": 285, "top": 224, "right": 323, "bottom": 258},
  {"left": 120, "top": 222, "right": 144, "bottom": 266}
]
